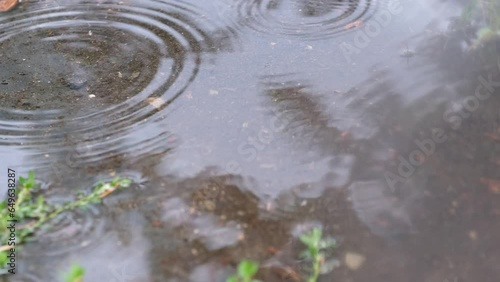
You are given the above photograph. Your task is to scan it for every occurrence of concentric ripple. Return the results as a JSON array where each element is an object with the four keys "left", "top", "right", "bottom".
[
  {"left": 230, "top": 0, "right": 380, "bottom": 40},
  {"left": 0, "top": 0, "right": 234, "bottom": 166},
  {"left": 27, "top": 204, "right": 107, "bottom": 256}
]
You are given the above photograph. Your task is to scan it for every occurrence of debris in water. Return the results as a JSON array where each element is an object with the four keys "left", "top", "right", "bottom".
[
  {"left": 468, "top": 230, "right": 478, "bottom": 241},
  {"left": 146, "top": 97, "right": 165, "bottom": 109},
  {"left": 344, "top": 20, "right": 363, "bottom": 30},
  {"left": 0, "top": 0, "right": 18, "bottom": 12}
]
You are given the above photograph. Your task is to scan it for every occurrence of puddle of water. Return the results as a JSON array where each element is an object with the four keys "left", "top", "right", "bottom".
[{"left": 1, "top": 0, "right": 500, "bottom": 281}]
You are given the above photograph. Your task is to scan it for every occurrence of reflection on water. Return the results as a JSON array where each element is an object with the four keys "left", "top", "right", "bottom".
[
  {"left": 0, "top": 0, "right": 235, "bottom": 171},
  {"left": 1, "top": 0, "right": 500, "bottom": 281}
]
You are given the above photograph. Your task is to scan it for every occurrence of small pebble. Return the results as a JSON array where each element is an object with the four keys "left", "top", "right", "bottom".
[
  {"left": 131, "top": 71, "right": 141, "bottom": 79},
  {"left": 204, "top": 200, "right": 216, "bottom": 211},
  {"left": 345, "top": 252, "right": 366, "bottom": 270},
  {"left": 146, "top": 97, "right": 165, "bottom": 109},
  {"left": 468, "top": 231, "right": 478, "bottom": 241}
]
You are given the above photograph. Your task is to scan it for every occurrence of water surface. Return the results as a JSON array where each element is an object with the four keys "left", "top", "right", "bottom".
[{"left": 1, "top": 0, "right": 500, "bottom": 281}]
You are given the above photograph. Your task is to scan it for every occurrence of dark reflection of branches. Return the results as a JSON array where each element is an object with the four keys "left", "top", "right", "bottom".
[
  {"left": 259, "top": 72, "right": 405, "bottom": 170},
  {"left": 259, "top": 8, "right": 500, "bottom": 279},
  {"left": 261, "top": 79, "right": 347, "bottom": 156},
  {"left": 260, "top": 73, "right": 426, "bottom": 238}
]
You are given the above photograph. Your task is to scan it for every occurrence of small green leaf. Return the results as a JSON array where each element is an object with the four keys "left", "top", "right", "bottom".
[
  {"left": 237, "top": 260, "right": 259, "bottom": 278},
  {"left": 120, "top": 179, "right": 132, "bottom": 187},
  {"left": 299, "top": 235, "right": 310, "bottom": 245},
  {"left": 28, "top": 171, "right": 35, "bottom": 183},
  {"left": 319, "top": 258, "right": 340, "bottom": 274},
  {"left": 311, "top": 228, "right": 322, "bottom": 241},
  {"left": 64, "top": 263, "right": 85, "bottom": 282},
  {"left": 319, "top": 237, "right": 336, "bottom": 249},
  {"left": 111, "top": 176, "right": 120, "bottom": 186},
  {"left": 226, "top": 275, "right": 238, "bottom": 282},
  {"left": 0, "top": 250, "right": 8, "bottom": 267}
]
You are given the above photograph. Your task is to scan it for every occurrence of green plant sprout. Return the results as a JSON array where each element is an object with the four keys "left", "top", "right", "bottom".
[
  {"left": 299, "top": 228, "right": 337, "bottom": 282},
  {"left": 0, "top": 171, "right": 132, "bottom": 272},
  {"left": 460, "top": 0, "right": 500, "bottom": 47},
  {"left": 226, "top": 260, "right": 261, "bottom": 282},
  {"left": 64, "top": 263, "right": 85, "bottom": 282}
]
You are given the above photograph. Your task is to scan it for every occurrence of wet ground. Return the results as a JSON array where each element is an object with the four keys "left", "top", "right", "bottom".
[{"left": 1, "top": 0, "right": 500, "bottom": 281}]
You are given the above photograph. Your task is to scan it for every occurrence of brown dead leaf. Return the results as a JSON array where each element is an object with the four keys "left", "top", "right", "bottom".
[
  {"left": 0, "top": 0, "right": 18, "bottom": 12},
  {"left": 484, "top": 132, "right": 500, "bottom": 141},
  {"left": 480, "top": 177, "right": 500, "bottom": 193},
  {"left": 267, "top": 246, "right": 279, "bottom": 255},
  {"left": 344, "top": 20, "right": 363, "bottom": 30},
  {"left": 98, "top": 188, "right": 116, "bottom": 198}
]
